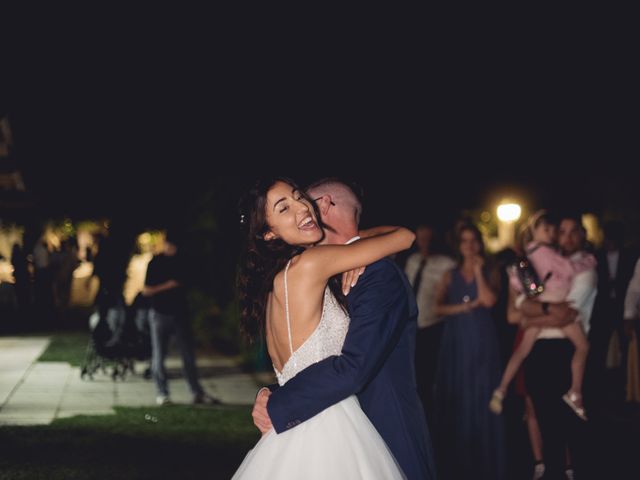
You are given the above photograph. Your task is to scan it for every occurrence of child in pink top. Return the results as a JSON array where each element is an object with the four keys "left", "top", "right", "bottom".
[{"left": 490, "top": 211, "right": 595, "bottom": 420}]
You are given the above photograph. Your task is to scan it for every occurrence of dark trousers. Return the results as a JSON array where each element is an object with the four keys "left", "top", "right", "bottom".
[
  {"left": 149, "top": 309, "right": 203, "bottom": 398},
  {"left": 525, "top": 339, "right": 587, "bottom": 480},
  {"left": 587, "top": 306, "right": 625, "bottom": 408},
  {"left": 415, "top": 322, "right": 444, "bottom": 429},
  {"left": 587, "top": 328, "right": 615, "bottom": 413}
]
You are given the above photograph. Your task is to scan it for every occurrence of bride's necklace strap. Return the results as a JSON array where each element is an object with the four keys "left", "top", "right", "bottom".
[{"left": 283, "top": 259, "right": 294, "bottom": 357}]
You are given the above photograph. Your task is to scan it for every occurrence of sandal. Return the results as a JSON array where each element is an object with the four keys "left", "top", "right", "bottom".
[
  {"left": 562, "top": 391, "right": 587, "bottom": 421},
  {"left": 489, "top": 389, "right": 504, "bottom": 415}
]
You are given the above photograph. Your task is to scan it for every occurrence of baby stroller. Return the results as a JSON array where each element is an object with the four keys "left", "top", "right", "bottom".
[{"left": 80, "top": 290, "right": 152, "bottom": 381}]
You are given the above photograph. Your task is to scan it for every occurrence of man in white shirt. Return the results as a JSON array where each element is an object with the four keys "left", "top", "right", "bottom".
[
  {"left": 404, "top": 224, "right": 455, "bottom": 426},
  {"left": 512, "top": 215, "right": 597, "bottom": 479}
]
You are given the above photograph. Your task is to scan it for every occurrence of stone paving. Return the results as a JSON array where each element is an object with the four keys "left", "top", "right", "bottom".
[{"left": 0, "top": 337, "right": 269, "bottom": 426}]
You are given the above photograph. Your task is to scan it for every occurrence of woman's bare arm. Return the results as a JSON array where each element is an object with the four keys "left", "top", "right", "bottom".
[
  {"left": 475, "top": 260, "right": 497, "bottom": 308},
  {"left": 143, "top": 280, "right": 179, "bottom": 297},
  {"left": 298, "top": 226, "right": 415, "bottom": 285}
]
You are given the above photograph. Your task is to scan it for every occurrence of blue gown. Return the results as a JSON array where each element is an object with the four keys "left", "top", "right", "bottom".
[{"left": 434, "top": 268, "right": 506, "bottom": 480}]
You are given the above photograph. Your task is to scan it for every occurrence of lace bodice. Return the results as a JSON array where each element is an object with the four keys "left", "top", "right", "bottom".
[{"left": 273, "top": 261, "right": 350, "bottom": 386}]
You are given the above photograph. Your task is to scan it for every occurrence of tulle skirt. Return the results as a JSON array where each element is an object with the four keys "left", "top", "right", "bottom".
[{"left": 232, "top": 395, "right": 405, "bottom": 479}]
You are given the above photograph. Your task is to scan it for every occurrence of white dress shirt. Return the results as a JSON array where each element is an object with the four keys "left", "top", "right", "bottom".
[
  {"left": 624, "top": 258, "right": 640, "bottom": 321},
  {"left": 405, "top": 253, "right": 456, "bottom": 329}
]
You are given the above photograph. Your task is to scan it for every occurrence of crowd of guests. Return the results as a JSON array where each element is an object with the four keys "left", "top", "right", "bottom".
[
  {"left": 2, "top": 225, "right": 220, "bottom": 406},
  {"left": 401, "top": 215, "right": 640, "bottom": 480},
  {"left": 3, "top": 234, "right": 85, "bottom": 326}
]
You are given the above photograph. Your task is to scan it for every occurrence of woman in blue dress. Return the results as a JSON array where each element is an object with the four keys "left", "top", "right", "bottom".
[{"left": 433, "top": 222, "right": 506, "bottom": 479}]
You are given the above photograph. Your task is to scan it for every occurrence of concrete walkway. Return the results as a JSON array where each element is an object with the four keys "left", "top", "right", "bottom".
[{"left": 0, "top": 337, "right": 268, "bottom": 426}]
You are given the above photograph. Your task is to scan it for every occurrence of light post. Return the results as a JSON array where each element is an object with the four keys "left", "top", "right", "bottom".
[{"left": 496, "top": 202, "right": 521, "bottom": 249}]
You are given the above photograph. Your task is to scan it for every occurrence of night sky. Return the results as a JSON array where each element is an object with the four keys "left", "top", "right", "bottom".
[
  {"left": 2, "top": 50, "right": 635, "bottom": 235},
  {"left": 5, "top": 60, "right": 636, "bottom": 317}
]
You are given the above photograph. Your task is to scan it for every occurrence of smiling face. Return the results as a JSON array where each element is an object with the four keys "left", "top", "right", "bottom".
[{"left": 263, "top": 181, "right": 322, "bottom": 247}]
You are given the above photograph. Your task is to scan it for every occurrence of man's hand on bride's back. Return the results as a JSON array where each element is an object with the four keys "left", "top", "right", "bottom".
[
  {"left": 342, "top": 267, "right": 366, "bottom": 295},
  {"left": 252, "top": 388, "right": 273, "bottom": 434}
]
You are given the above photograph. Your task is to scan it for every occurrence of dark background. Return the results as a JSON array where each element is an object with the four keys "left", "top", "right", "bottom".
[{"left": 1, "top": 25, "right": 636, "bottom": 238}]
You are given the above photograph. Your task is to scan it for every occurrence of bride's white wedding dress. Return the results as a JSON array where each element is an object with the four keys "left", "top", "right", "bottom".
[{"left": 232, "top": 261, "right": 405, "bottom": 479}]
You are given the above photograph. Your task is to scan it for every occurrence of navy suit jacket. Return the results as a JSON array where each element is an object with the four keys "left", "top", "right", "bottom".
[{"left": 267, "top": 258, "right": 437, "bottom": 480}]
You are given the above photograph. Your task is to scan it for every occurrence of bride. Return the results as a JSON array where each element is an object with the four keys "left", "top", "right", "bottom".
[{"left": 232, "top": 177, "right": 413, "bottom": 479}]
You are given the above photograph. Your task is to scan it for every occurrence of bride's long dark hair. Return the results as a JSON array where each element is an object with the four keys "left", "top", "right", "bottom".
[{"left": 237, "top": 177, "right": 346, "bottom": 344}]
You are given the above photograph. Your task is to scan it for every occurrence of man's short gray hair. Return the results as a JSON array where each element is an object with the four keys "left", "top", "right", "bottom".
[{"left": 306, "top": 178, "right": 363, "bottom": 226}]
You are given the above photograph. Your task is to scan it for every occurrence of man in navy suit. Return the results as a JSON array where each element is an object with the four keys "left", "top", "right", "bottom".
[{"left": 252, "top": 178, "right": 436, "bottom": 480}]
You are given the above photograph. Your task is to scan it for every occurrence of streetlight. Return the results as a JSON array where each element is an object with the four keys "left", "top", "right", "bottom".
[
  {"left": 497, "top": 203, "right": 522, "bottom": 223},
  {"left": 496, "top": 201, "right": 522, "bottom": 249}
]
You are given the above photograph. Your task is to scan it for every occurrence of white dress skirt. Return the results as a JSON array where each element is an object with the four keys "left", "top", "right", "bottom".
[
  {"left": 232, "top": 264, "right": 405, "bottom": 479},
  {"left": 232, "top": 395, "right": 405, "bottom": 479}
]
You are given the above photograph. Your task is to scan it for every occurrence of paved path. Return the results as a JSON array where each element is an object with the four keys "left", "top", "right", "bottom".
[{"left": 0, "top": 337, "right": 268, "bottom": 426}]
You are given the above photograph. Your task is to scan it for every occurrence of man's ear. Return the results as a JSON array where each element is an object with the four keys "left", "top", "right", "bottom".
[
  {"left": 264, "top": 231, "right": 277, "bottom": 241},
  {"left": 315, "top": 195, "right": 333, "bottom": 215}
]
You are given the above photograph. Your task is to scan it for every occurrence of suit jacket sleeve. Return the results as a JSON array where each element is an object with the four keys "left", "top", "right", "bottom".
[{"left": 267, "top": 259, "right": 414, "bottom": 433}]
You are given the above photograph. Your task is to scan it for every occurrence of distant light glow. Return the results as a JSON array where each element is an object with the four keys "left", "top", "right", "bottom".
[{"left": 497, "top": 203, "right": 521, "bottom": 222}]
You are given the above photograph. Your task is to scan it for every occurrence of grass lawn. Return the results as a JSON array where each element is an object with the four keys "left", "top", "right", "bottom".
[
  {"left": 36, "top": 331, "right": 89, "bottom": 367},
  {"left": 0, "top": 405, "right": 259, "bottom": 480},
  {"left": 34, "top": 330, "right": 230, "bottom": 369}
]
